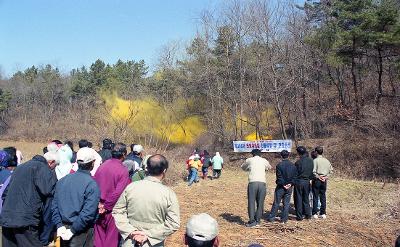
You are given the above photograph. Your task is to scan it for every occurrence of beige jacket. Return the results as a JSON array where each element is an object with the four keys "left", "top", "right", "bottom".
[
  {"left": 313, "top": 155, "right": 333, "bottom": 178},
  {"left": 241, "top": 155, "right": 272, "bottom": 183},
  {"left": 112, "top": 176, "right": 180, "bottom": 247}
]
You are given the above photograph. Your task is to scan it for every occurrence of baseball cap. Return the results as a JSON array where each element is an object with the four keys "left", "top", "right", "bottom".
[
  {"left": 132, "top": 145, "right": 144, "bottom": 153},
  {"left": 186, "top": 213, "right": 219, "bottom": 241},
  {"left": 77, "top": 147, "right": 97, "bottom": 164}
]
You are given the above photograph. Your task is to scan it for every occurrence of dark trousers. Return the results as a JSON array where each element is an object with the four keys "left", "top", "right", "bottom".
[
  {"left": 61, "top": 227, "right": 93, "bottom": 247},
  {"left": 247, "top": 182, "right": 266, "bottom": 223},
  {"left": 268, "top": 186, "right": 293, "bottom": 222},
  {"left": 312, "top": 179, "right": 327, "bottom": 215},
  {"left": 213, "top": 169, "right": 222, "bottom": 178},
  {"left": 2, "top": 226, "right": 43, "bottom": 247},
  {"left": 294, "top": 180, "right": 311, "bottom": 219}
]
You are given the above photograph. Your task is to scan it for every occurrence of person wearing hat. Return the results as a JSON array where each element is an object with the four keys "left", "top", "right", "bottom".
[
  {"left": 126, "top": 144, "right": 144, "bottom": 168},
  {"left": 52, "top": 147, "right": 100, "bottom": 247},
  {"left": 211, "top": 152, "right": 223, "bottom": 179},
  {"left": 188, "top": 154, "right": 202, "bottom": 186},
  {"left": 0, "top": 152, "right": 58, "bottom": 247},
  {"left": 98, "top": 138, "right": 113, "bottom": 162},
  {"left": 185, "top": 213, "right": 219, "bottom": 247},
  {"left": 294, "top": 146, "right": 314, "bottom": 221},
  {"left": 94, "top": 143, "right": 131, "bottom": 247},
  {"left": 267, "top": 150, "right": 297, "bottom": 224},
  {"left": 113, "top": 154, "right": 180, "bottom": 247},
  {"left": 241, "top": 149, "right": 272, "bottom": 227}
]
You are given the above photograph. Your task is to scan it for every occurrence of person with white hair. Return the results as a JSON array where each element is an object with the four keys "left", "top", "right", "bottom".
[
  {"left": 184, "top": 213, "right": 220, "bottom": 247},
  {"left": 0, "top": 152, "right": 58, "bottom": 246},
  {"left": 211, "top": 152, "right": 224, "bottom": 179}
]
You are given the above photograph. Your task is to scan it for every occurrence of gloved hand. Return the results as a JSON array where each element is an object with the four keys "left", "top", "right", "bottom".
[
  {"left": 61, "top": 229, "right": 74, "bottom": 241},
  {"left": 56, "top": 226, "right": 67, "bottom": 237}
]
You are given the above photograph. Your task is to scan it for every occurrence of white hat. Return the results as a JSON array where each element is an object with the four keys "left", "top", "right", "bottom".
[
  {"left": 44, "top": 152, "right": 60, "bottom": 165},
  {"left": 133, "top": 145, "right": 144, "bottom": 153},
  {"left": 77, "top": 147, "right": 97, "bottom": 164},
  {"left": 186, "top": 213, "right": 219, "bottom": 241}
]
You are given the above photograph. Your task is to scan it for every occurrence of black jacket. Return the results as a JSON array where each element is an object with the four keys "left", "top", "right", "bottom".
[
  {"left": 275, "top": 159, "right": 297, "bottom": 187},
  {"left": 98, "top": 149, "right": 112, "bottom": 162},
  {"left": 295, "top": 155, "right": 314, "bottom": 181},
  {"left": 0, "top": 155, "right": 57, "bottom": 228}
]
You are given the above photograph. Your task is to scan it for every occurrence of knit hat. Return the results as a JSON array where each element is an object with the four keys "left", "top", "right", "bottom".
[
  {"left": 77, "top": 147, "right": 97, "bottom": 164},
  {"left": 186, "top": 213, "right": 219, "bottom": 241}
]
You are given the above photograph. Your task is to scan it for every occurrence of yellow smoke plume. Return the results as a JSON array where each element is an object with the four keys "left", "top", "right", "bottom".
[{"left": 102, "top": 93, "right": 205, "bottom": 144}]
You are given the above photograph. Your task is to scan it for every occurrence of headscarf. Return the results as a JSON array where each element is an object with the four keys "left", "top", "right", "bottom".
[{"left": 55, "top": 144, "right": 73, "bottom": 180}]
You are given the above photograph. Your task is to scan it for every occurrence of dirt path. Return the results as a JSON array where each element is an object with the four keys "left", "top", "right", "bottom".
[{"left": 166, "top": 169, "right": 399, "bottom": 247}]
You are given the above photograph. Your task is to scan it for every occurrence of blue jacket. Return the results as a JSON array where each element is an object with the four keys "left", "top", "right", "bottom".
[
  {"left": 52, "top": 169, "right": 100, "bottom": 234},
  {"left": 275, "top": 159, "right": 297, "bottom": 187}
]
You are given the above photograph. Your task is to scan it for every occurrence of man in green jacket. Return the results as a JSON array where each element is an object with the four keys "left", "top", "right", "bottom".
[
  {"left": 112, "top": 155, "right": 180, "bottom": 247},
  {"left": 312, "top": 146, "right": 333, "bottom": 219}
]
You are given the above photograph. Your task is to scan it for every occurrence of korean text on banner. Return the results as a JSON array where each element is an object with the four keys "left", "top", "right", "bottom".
[{"left": 233, "top": 140, "right": 292, "bottom": 153}]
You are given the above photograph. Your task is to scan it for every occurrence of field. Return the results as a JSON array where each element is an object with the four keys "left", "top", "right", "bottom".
[{"left": 1, "top": 141, "right": 399, "bottom": 246}]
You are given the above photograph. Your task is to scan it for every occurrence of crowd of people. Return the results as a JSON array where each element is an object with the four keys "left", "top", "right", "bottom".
[
  {"left": 0, "top": 140, "right": 398, "bottom": 247},
  {"left": 185, "top": 150, "right": 224, "bottom": 186},
  {"left": 0, "top": 139, "right": 223, "bottom": 247},
  {"left": 241, "top": 146, "right": 333, "bottom": 227}
]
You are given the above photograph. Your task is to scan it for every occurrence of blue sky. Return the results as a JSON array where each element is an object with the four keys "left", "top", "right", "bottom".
[{"left": 0, "top": 0, "right": 305, "bottom": 77}]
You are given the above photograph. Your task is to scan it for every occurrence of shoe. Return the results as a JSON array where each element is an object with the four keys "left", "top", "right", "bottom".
[
  {"left": 312, "top": 214, "right": 318, "bottom": 219},
  {"left": 245, "top": 221, "right": 258, "bottom": 227},
  {"left": 296, "top": 218, "right": 303, "bottom": 221},
  {"left": 280, "top": 221, "right": 287, "bottom": 224},
  {"left": 320, "top": 214, "right": 327, "bottom": 219},
  {"left": 267, "top": 218, "right": 275, "bottom": 223},
  {"left": 305, "top": 216, "right": 312, "bottom": 220}
]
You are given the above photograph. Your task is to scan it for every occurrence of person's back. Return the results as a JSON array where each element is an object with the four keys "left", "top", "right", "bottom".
[
  {"left": 94, "top": 158, "right": 130, "bottom": 209},
  {"left": 295, "top": 155, "right": 314, "bottom": 180},
  {"left": 113, "top": 154, "right": 180, "bottom": 247},
  {"left": 98, "top": 148, "right": 112, "bottom": 162},
  {"left": 242, "top": 155, "right": 271, "bottom": 183},
  {"left": 211, "top": 154, "right": 223, "bottom": 170},
  {"left": 0, "top": 155, "right": 57, "bottom": 228},
  {"left": 122, "top": 178, "right": 177, "bottom": 224},
  {"left": 313, "top": 155, "right": 332, "bottom": 177},
  {"left": 53, "top": 170, "right": 99, "bottom": 229},
  {"left": 276, "top": 159, "right": 297, "bottom": 186}
]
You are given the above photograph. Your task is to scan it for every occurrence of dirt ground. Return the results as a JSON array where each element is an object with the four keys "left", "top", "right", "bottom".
[
  {"left": 166, "top": 169, "right": 399, "bottom": 247},
  {"left": 1, "top": 141, "right": 399, "bottom": 246}
]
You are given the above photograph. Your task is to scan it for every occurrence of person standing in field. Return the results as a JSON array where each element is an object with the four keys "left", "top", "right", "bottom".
[
  {"left": 211, "top": 152, "right": 224, "bottom": 179},
  {"left": 93, "top": 143, "right": 131, "bottom": 247},
  {"left": 52, "top": 147, "right": 100, "bottom": 247},
  {"left": 200, "top": 150, "right": 212, "bottom": 180},
  {"left": 98, "top": 138, "right": 113, "bottom": 162},
  {"left": 188, "top": 154, "right": 202, "bottom": 186},
  {"left": 294, "top": 146, "right": 314, "bottom": 221},
  {"left": 267, "top": 150, "right": 297, "bottom": 224},
  {"left": 241, "top": 149, "right": 272, "bottom": 227},
  {"left": 112, "top": 154, "right": 180, "bottom": 247},
  {"left": 0, "top": 152, "right": 58, "bottom": 247},
  {"left": 312, "top": 146, "right": 333, "bottom": 219}
]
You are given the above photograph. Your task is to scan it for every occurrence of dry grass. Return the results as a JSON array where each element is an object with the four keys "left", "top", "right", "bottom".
[
  {"left": 166, "top": 169, "right": 399, "bottom": 247},
  {"left": 1, "top": 141, "right": 399, "bottom": 246}
]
